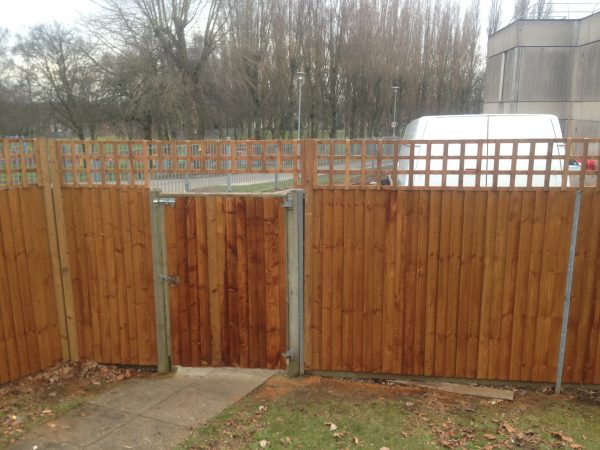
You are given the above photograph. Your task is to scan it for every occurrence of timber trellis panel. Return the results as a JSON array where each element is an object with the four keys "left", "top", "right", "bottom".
[{"left": 0, "top": 137, "right": 599, "bottom": 385}]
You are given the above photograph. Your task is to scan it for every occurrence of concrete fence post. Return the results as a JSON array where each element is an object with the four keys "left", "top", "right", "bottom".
[
  {"left": 150, "top": 190, "right": 172, "bottom": 373},
  {"left": 285, "top": 190, "right": 304, "bottom": 376}
]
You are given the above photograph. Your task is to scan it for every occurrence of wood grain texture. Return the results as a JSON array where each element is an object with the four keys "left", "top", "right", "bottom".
[
  {"left": 166, "top": 195, "right": 287, "bottom": 369},
  {"left": 307, "top": 189, "right": 589, "bottom": 382}
]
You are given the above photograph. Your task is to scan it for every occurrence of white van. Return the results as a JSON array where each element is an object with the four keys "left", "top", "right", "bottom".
[{"left": 397, "top": 114, "right": 569, "bottom": 187}]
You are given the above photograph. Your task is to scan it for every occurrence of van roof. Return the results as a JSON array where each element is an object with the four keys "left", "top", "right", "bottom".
[{"left": 404, "top": 114, "right": 562, "bottom": 140}]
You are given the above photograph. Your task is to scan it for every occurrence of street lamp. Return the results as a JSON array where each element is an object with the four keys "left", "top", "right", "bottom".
[
  {"left": 295, "top": 71, "right": 305, "bottom": 139},
  {"left": 392, "top": 85, "right": 399, "bottom": 137}
]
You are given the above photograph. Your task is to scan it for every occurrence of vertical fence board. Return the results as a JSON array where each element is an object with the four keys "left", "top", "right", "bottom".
[{"left": 307, "top": 189, "right": 595, "bottom": 383}]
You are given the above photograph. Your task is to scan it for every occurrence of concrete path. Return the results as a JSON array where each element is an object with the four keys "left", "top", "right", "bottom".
[{"left": 11, "top": 367, "right": 276, "bottom": 450}]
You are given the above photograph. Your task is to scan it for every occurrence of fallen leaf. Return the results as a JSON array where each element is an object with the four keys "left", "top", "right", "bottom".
[
  {"left": 353, "top": 437, "right": 359, "bottom": 444},
  {"left": 401, "top": 432, "right": 410, "bottom": 438},
  {"left": 552, "top": 431, "right": 575, "bottom": 444},
  {"left": 570, "top": 445, "right": 583, "bottom": 449},
  {"left": 405, "top": 401, "right": 414, "bottom": 407},
  {"left": 380, "top": 447, "right": 391, "bottom": 450},
  {"left": 325, "top": 422, "right": 337, "bottom": 431},
  {"left": 502, "top": 422, "right": 516, "bottom": 434},
  {"left": 47, "top": 422, "right": 56, "bottom": 428},
  {"left": 259, "top": 439, "right": 268, "bottom": 448},
  {"left": 258, "top": 405, "right": 267, "bottom": 413},
  {"left": 484, "top": 433, "right": 497, "bottom": 440}
]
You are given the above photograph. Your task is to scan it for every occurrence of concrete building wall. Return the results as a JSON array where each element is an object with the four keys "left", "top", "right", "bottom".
[{"left": 484, "top": 12, "right": 600, "bottom": 137}]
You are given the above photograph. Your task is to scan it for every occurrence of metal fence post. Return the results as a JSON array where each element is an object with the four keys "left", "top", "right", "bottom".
[
  {"left": 150, "top": 190, "right": 172, "bottom": 373},
  {"left": 555, "top": 190, "right": 582, "bottom": 393},
  {"left": 285, "top": 190, "right": 304, "bottom": 376}
]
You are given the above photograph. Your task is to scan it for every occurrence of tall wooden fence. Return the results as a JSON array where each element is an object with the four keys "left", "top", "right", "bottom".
[
  {"left": 164, "top": 195, "right": 287, "bottom": 369},
  {"left": 304, "top": 189, "right": 599, "bottom": 383},
  {"left": 61, "top": 188, "right": 157, "bottom": 366},
  {"left": 1, "top": 137, "right": 599, "bottom": 386},
  {"left": 0, "top": 187, "right": 64, "bottom": 384}
]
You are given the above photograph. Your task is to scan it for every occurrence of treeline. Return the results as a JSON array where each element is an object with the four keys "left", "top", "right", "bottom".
[{"left": 0, "top": 0, "right": 483, "bottom": 140}]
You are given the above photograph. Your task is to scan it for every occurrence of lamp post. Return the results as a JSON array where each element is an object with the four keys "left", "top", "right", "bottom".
[
  {"left": 392, "top": 85, "right": 399, "bottom": 137},
  {"left": 295, "top": 71, "right": 305, "bottom": 139}
]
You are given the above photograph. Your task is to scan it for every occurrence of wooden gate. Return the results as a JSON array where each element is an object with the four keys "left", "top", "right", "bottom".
[{"left": 163, "top": 195, "right": 288, "bottom": 369}]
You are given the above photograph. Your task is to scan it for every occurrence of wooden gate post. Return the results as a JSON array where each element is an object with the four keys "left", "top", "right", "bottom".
[{"left": 149, "top": 191, "right": 172, "bottom": 373}]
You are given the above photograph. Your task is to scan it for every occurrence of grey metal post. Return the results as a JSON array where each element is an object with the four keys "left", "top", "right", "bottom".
[
  {"left": 150, "top": 190, "right": 172, "bottom": 373},
  {"left": 226, "top": 173, "right": 232, "bottom": 192},
  {"left": 285, "top": 190, "right": 304, "bottom": 376},
  {"left": 555, "top": 190, "right": 582, "bottom": 393},
  {"left": 274, "top": 172, "right": 279, "bottom": 190}
]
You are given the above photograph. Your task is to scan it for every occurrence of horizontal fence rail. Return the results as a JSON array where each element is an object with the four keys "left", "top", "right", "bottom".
[{"left": 1, "top": 138, "right": 598, "bottom": 191}]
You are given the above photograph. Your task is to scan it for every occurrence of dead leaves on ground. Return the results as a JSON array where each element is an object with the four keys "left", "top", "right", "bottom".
[
  {"left": 551, "top": 431, "right": 584, "bottom": 449},
  {"left": 1, "top": 361, "right": 144, "bottom": 444}
]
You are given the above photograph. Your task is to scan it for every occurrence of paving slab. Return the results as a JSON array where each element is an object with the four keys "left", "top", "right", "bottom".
[{"left": 11, "top": 368, "right": 277, "bottom": 450}]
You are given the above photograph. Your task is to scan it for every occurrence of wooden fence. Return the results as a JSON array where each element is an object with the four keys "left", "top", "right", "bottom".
[
  {"left": 0, "top": 187, "right": 64, "bottom": 384},
  {"left": 304, "top": 188, "right": 600, "bottom": 383},
  {"left": 0, "top": 137, "right": 599, "bottom": 386},
  {"left": 164, "top": 195, "right": 287, "bottom": 369},
  {"left": 62, "top": 188, "right": 157, "bottom": 366}
]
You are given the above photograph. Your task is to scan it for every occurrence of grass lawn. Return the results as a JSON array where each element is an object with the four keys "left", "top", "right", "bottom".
[{"left": 180, "top": 375, "right": 600, "bottom": 449}]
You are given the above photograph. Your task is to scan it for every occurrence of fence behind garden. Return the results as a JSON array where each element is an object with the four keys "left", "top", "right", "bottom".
[{"left": 0, "top": 137, "right": 599, "bottom": 386}]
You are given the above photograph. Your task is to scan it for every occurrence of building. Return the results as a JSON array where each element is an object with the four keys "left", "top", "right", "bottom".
[{"left": 483, "top": 12, "right": 600, "bottom": 137}]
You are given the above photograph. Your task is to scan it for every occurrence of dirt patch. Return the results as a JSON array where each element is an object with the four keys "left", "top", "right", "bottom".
[
  {"left": 251, "top": 375, "right": 427, "bottom": 404},
  {"left": 0, "top": 361, "right": 153, "bottom": 448}
]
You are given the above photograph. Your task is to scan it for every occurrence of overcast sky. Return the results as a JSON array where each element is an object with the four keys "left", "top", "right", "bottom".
[{"left": 1, "top": 0, "right": 598, "bottom": 54}]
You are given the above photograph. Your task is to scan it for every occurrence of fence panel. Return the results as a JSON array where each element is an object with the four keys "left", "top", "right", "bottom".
[
  {"left": 0, "top": 187, "right": 63, "bottom": 383},
  {"left": 563, "top": 190, "right": 600, "bottom": 384},
  {"left": 306, "top": 189, "right": 579, "bottom": 382},
  {"left": 165, "top": 195, "right": 287, "bottom": 369},
  {"left": 61, "top": 187, "right": 157, "bottom": 366}
]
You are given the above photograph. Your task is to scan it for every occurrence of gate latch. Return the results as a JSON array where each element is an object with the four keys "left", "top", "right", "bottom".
[{"left": 160, "top": 275, "right": 180, "bottom": 287}]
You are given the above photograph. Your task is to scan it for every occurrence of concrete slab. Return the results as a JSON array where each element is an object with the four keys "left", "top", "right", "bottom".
[
  {"left": 142, "top": 368, "right": 274, "bottom": 427},
  {"left": 12, "top": 404, "right": 130, "bottom": 449},
  {"left": 10, "top": 368, "right": 276, "bottom": 450},
  {"left": 86, "top": 417, "right": 190, "bottom": 450},
  {"left": 88, "top": 375, "right": 189, "bottom": 415}
]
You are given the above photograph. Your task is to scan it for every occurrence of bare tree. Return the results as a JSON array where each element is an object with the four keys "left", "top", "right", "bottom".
[
  {"left": 93, "top": 0, "right": 226, "bottom": 137},
  {"left": 14, "top": 24, "right": 103, "bottom": 139},
  {"left": 513, "top": 0, "right": 530, "bottom": 20},
  {"left": 533, "top": 0, "right": 553, "bottom": 19},
  {"left": 488, "top": 0, "right": 503, "bottom": 35}
]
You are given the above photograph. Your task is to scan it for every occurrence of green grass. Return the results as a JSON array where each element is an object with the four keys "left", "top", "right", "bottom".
[{"left": 179, "top": 376, "right": 600, "bottom": 450}]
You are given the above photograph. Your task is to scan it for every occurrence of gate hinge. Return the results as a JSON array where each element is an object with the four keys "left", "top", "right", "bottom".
[
  {"left": 160, "top": 275, "right": 180, "bottom": 287},
  {"left": 153, "top": 197, "right": 176, "bottom": 207},
  {"left": 282, "top": 349, "right": 294, "bottom": 359},
  {"left": 281, "top": 197, "right": 293, "bottom": 209}
]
